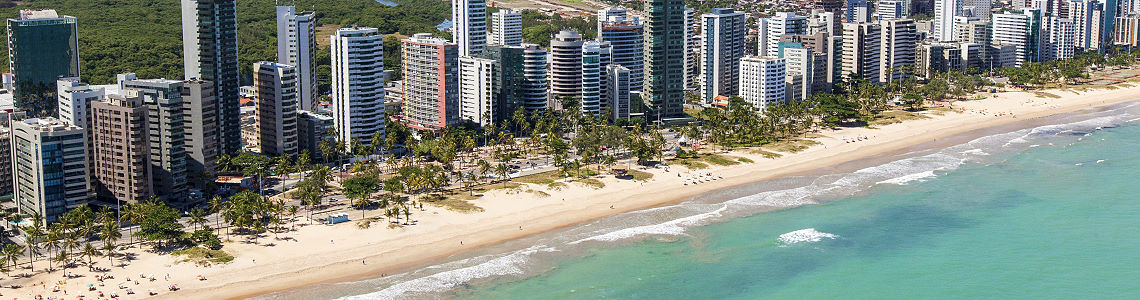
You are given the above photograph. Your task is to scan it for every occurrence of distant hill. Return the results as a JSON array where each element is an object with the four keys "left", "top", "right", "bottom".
[{"left": 0, "top": 0, "right": 449, "bottom": 85}]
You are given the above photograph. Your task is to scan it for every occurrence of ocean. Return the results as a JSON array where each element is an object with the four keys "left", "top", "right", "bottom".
[{"left": 260, "top": 102, "right": 1140, "bottom": 299}]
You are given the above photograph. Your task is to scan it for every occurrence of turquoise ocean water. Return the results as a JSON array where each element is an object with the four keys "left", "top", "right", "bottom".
[{"left": 261, "top": 102, "right": 1140, "bottom": 299}]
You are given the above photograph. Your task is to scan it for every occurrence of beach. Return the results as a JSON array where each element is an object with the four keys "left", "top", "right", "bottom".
[{"left": 5, "top": 85, "right": 1139, "bottom": 300}]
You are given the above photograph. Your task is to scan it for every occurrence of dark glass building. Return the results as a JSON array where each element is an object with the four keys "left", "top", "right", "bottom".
[
  {"left": 182, "top": 0, "right": 241, "bottom": 157},
  {"left": 643, "top": 0, "right": 686, "bottom": 120},
  {"left": 6, "top": 9, "right": 80, "bottom": 117}
]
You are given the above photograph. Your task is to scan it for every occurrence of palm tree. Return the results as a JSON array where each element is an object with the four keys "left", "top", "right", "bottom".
[
  {"left": 477, "top": 159, "right": 492, "bottom": 184},
  {"left": 44, "top": 226, "right": 62, "bottom": 272},
  {"left": 22, "top": 215, "right": 44, "bottom": 272},
  {"left": 119, "top": 203, "right": 144, "bottom": 245},
  {"left": 288, "top": 205, "right": 299, "bottom": 231},
  {"left": 82, "top": 243, "right": 97, "bottom": 270},
  {"left": 189, "top": 208, "right": 208, "bottom": 232},
  {"left": 209, "top": 196, "right": 225, "bottom": 231},
  {"left": 102, "top": 241, "right": 117, "bottom": 267},
  {"left": 54, "top": 249, "right": 67, "bottom": 276},
  {"left": 3, "top": 244, "right": 23, "bottom": 277},
  {"left": 274, "top": 155, "right": 292, "bottom": 194},
  {"left": 495, "top": 163, "right": 510, "bottom": 186}
]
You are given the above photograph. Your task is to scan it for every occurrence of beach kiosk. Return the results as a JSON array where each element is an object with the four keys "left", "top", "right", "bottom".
[{"left": 326, "top": 213, "right": 350, "bottom": 225}]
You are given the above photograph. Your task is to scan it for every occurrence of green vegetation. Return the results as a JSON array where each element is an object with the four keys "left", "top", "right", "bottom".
[
  {"left": 868, "top": 110, "right": 931, "bottom": 126},
  {"left": 737, "top": 157, "right": 754, "bottom": 163},
  {"left": 627, "top": 169, "right": 654, "bottom": 181},
  {"left": 703, "top": 154, "right": 741, "bottom": 166},
  {"left": 575, "top": 178, "right": 606, "bottom": 189},
  {"left": 422, "top": 193, "right": 485, "bottom": 213},
  {"left": 763, "top": 139, "right": 821, "bottom": 154},
  {"left": 521, "top": 11, "right": 597, "bottom": 47},
  {"left": 749, "top": 149, "right": 783, "bottom": 159},
  {"left": 173, "top": 247, "right": 234, "bottom": 266},
  {"left": 0, "top": 0, "right": 450, "bottom": 85}
]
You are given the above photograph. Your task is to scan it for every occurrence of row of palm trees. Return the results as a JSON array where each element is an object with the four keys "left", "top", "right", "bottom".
[{"left": 4, "top": 206, "right": 123, "bottom": 278}]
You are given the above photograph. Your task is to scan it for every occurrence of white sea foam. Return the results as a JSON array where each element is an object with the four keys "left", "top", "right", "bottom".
[
  {"left": 340, "top": 245, "right": 558, "bottom": 300},
  {"left": 877, "top": 170, "right": 937, "bottom": 185},
  {"left": 961, "top": 149, "right": 990, "bottom": 156},
  {"left": 569, "top": 205, "right": 728, "bottom": 244},
  {"left": 778, "top": 228, "right": 839, "bottom": 245}
]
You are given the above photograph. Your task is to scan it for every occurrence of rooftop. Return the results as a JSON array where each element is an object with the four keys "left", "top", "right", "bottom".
[{"left": 19, "top": 9, "right": 60, "bottom": 20}]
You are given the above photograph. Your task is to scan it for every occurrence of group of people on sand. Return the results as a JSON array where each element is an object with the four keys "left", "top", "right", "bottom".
[
  {"left": 13, "top": 271, "right": 206, "bottom": 300},
  {"left": 843, "top": 135, "right": 873, "bottom": 143},
  {"left": 680, "top": 172, "right": 722, "bottom": 185}
]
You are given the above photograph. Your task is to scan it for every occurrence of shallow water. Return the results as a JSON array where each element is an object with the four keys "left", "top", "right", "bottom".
[{"left": 259, "top": 102, "right": 1140, "bottom": 299}]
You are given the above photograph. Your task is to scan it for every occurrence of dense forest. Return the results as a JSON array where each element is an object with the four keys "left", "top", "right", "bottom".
[{"left": 0, "top": 0, "right": 450, "bottom": 85}]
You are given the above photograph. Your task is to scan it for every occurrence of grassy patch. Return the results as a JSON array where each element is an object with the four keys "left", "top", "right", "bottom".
[
  {"left": 356, "top": 219, "right": 372, "bottom": 229},
  {"left": 737, "top": 157, "right": 754, "bottom": 163},
  {"left": 627, "top": 169, "right": 654, "bottom": 181},
  {"left": 546, "top": 181, "right": 569, "bottom": 190},
  {"left": 485, "top": 182, "right": 522, "bottom": 191},
  {"left": 526, "top": 189, "right": 551, "bottom": 197},
  {"left": 513, "top": 171, "right": 562, "bottom": 185},
  {"left": 173, "top": 247, "right": 234, "bottom": 266},
  {"left": 422, "top": 193, "right": 485, "bottom": 213},
  {"left": 674, "top": 159, "right": 709, "bottom": 169},
  {"left": 704, "top": 154, "right": 741, "bottom": 166},
  {"left": 748, "top": 148, "right": 784, "bottom": 159},
  {"left": 868, "top": 110, "right": 931, "bottom": 126},
  {"left": 763, "top": 139, "right": 821, "bottom": 153},
  {"left": 1034, "top": 91, "right": 1062, "bottom": 98},
  {"left": 574, "top": 178, "right": 606, "bottom": 189}
]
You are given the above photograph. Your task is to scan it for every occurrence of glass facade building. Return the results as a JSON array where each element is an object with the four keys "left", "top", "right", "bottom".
[{"left": 7, "top": 11, "right": 80, "bottom": 117}]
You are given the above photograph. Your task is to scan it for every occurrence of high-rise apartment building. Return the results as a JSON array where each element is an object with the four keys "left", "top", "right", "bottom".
[
  {"left": 90, "top": 92, "right": 150, "bottom": 205},
  {"left": 992, "top": 9, "right": 1043, "bottom": 67},
  {"left": 700, "top": 9, "right": 747, "bottom": 103},
  {"left": 458, "top": 57, "right": 496, "bottom": 125},
  {"left": 252, "top": 62, "right": 299, "bottom": 157},
  {"left": 452, "top": 0, "right": 487, "bottom": 56},
  {"left": 490, "top": 9, "right": 522, "bottom": 46},
  {"left": 120, "top": 79, "right": 188, "bottom": 203},
  {"left": 581, "top": 41, "right": 612, "bottom": 115},
  {"left": 182, "top": 0, "right": 241, "bottom": 156},
  {"left": 459, "top": 45, "right": 528, "bottom": 126},
  {"left": 7, "top": 10, "right": 80, "bottom": 117},
  {"left": 550, "top": 30, "right": 585, "bottom": 106},
  {"left": 607, "top": 65, "right": 633, "bottom": 120},
  {"left": 880, "top": 19, "right": 918, "bottom": 83},
  {"left": 276, "top": 6, "right": 317, "bottom": 112},
  {"left": 181, "top": 79, "right": 218, "bottom": 176},
  {"left": 1045, "top": 16, "right": 1076, "bottom": 60},
  {"left": 878, "top": 0, "right": 909, "bottom": 20},
  {"left": 297, "top": 110, "right": 333, "bottom": 159},
  {"left": 12, "top": 117, "right": 89, "bottom": 222},
  {"left": 684, "top": 9, "right": 702, "bottom": 92},
  {"left": 762, "top": 13, "right": 809, "bottom": 58},
  {"left": 331, "top": 27, "right": 386, "bottom": 150},
  {"left": 1070, "top": 0, "right": 1105, "bottom": 50},
  {"left": 935, "top": 0, "right": 963, "bottom": 41},
  {"left": 782, "top": 47, "right": 815, "bottom": 101},
  {"left": 521, "top": 44, "right": 548, "bottom": 112},
  {"left": 842, "top": 23, "right": 882, "bottom": 83},
  {"left": 1116, "top": 14, "right": 1140, "bottom": 46},
  {"left": 599, "top": 14, "right": 644, "bottom": 92},
  {"left": 401, "top": 33, "right": 459, "bottom": 131},
  {"left": 738, "top": 56, "right": 787, "bottom": 114},
  {"left": 846, "top": 0, "right": 874, "bottom": 23},
  {"left": 643, "top": 0, "right": 687, "bottom": 119}
]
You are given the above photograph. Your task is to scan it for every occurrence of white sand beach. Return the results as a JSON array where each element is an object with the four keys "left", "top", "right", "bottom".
[{"left": 4, "top": 85, "right": 1139, "bottom": 300}]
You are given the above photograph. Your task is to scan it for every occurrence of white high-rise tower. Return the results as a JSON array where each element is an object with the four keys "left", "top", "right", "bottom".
[{"left": 452, "top": 0, "right": 487, "bottom": 56}]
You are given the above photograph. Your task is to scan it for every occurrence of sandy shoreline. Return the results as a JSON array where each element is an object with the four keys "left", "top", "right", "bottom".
[{"left": 5, "top": 86, "right": 1139, "bottom": 300}]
